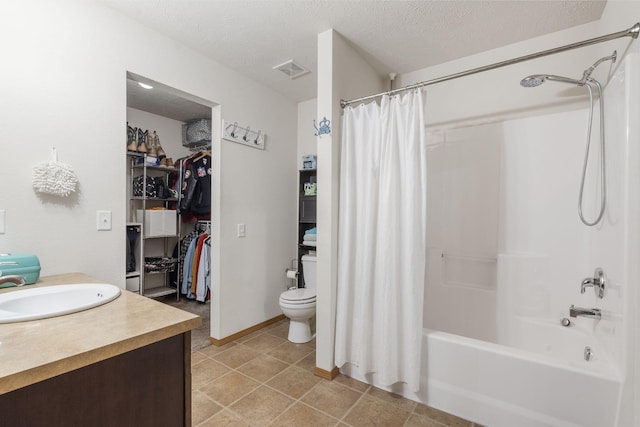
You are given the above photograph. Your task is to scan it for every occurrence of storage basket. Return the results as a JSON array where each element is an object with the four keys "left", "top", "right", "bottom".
[
  {"left": 182, "top": 119, "right": 212, "bottom": 147},
  {"left": 144, "top": 257, "right": 177, "bottom": 273}
]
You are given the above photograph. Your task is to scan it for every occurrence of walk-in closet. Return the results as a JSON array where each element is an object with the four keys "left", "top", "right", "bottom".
[{"left": 125, "top": 73, "right": 214, "bottom": 349}]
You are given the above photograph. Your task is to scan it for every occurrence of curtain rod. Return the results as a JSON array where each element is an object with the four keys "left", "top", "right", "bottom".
[{"left": 340, "top": 22, "right": 640, "bottom": 108}]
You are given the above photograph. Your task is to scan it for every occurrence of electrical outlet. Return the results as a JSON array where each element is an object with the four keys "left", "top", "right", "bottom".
[
  {"left": 237, "top": 223, "right": 246, "bottom": 238},
  {"left": 97, "top": 210, "right": 112, "bottom": 231}
]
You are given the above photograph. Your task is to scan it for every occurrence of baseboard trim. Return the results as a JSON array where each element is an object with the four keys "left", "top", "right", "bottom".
[
  {"left": 314, "top": 366, "right": 339, "bottom": 380},
  {"left": 209, "top": 314, "right": 286, "bottom": 346}
]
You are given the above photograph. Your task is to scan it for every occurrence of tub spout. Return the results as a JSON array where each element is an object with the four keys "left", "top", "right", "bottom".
[{"left": 569, "top": 305, "right": 601, "bottom": 320}]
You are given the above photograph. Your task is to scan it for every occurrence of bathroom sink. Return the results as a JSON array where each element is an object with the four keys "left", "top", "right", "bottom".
[{"left": 0, "top": 283, "right": 121, "bottom": 323}]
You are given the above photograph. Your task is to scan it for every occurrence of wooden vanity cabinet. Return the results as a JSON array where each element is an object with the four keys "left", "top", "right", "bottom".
[{"left": 0, "top": 333, "right": 192, "bottom": 427}]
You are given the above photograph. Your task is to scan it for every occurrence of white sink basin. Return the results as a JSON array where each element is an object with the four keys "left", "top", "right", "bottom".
[{"left": 0, "top": 283, "right": 121, "bottom": 323}]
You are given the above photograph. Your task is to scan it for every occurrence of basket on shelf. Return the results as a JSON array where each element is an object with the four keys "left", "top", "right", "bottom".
[
  {"left": 144, "top": 257, "right": 177, "bottom": 273},
  {"left": 182, "top": 119, "right": 212, "bottom": 147}
]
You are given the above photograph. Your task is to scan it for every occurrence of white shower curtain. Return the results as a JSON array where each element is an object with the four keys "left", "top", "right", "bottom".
[{"left": 335, "top": 89, "right": 427, "bottom": 392}]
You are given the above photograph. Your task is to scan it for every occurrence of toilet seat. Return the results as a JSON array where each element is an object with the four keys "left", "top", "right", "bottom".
[{"left": 280, "top": 288, "right": 316, "bottom": 304}]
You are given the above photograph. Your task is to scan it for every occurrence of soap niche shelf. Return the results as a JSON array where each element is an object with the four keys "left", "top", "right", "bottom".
[{"left": 222, "top": 119, "right": 265, "bottom": 150}]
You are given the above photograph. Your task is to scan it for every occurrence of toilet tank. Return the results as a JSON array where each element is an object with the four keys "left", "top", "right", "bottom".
[{"left": 301, "top": 254, "right": 317, "bottom": 290}]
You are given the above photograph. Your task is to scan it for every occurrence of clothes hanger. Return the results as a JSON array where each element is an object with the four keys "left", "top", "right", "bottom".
[{"left": 191, "top": 150, "right": 211, "bottom": 162}]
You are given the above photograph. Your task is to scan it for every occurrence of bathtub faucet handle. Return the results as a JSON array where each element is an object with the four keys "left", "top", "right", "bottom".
[{"left": 580, "top": 267, "right": 605, "bottom": 298}]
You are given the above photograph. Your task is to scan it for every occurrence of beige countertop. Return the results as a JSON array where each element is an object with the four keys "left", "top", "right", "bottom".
[{"left": 0, "top": 273, "right": 201, "bottom": 394}]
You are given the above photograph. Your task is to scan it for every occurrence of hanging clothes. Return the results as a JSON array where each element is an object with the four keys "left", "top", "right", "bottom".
[
  {"left": 179, "top": 152, "right": 211, "bottom": 217},
  {"left": 179, "top": 222, "right": 211, "bottom": 301}
]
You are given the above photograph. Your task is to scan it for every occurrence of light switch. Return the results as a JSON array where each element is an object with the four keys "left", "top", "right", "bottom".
[
  {"left": 0, "top": 210, "right": 5, "bottom": 234},
  {"left": 237, "top": 223, "right": 246, "bottom": 238},
  {"left": 97, "top": 210, "right": 112, "bottom": 231}
]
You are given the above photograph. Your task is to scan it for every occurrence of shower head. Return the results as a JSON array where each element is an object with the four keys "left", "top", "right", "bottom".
[
  {"left": 520, "top": 75, "right": 546, "bottom": 87},
  {"left": 521, "top": 51, "right": 617, "bottom": 89},
  {"left": 520, "top": 74, "right": 585, "bottom": 88}
]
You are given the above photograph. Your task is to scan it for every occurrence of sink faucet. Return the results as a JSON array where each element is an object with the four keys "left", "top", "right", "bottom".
[
  {"left": 581, "top": 267, "right": 606, "bottom": 298},
  {"left": 0, "top": 275, "right": 27, "bottom": 287},
  {"left": 570, "top": 305, "right": 601, "bottom": 320}
]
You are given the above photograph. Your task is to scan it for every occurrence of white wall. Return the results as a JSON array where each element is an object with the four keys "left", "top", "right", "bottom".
[
  {"left": 0, "top": 0, "right": 297, "bottom": 339},
  {"left": 315, "top": 29, "right": 384, "bottom": 373},
  {"left": 297, "top": 99, "right": 317, "bottom": 169}
]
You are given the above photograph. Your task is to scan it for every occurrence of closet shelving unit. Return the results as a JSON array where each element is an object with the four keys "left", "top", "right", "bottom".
[
  {"left": 297, "top": 168, "right": 317, "bottom": 288},
  {"left": 127, "top": 152, "right": 181, "bottom": 299}
]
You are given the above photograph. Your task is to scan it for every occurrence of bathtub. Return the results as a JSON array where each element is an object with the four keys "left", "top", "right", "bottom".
[
  {"left": 340, "top": 322, "right": 622, "bottom": 427},
  {"left": 418, "top": 326, "right": 622, "bottom": 427}
]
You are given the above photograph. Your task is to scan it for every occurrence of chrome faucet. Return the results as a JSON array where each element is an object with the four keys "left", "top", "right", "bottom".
[
  {"left": 569, "top": 305, "right": 601, "bottom": 320},
  {"left": 0, "top": 275, "right": 27, "bottom": 287},
  {"left": 581, "top": 267, "right": 605, "bottom": 298}
]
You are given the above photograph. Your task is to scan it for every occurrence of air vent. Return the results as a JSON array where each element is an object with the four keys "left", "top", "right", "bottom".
[{"left": 273, "top": 60, "right": 310, "bottom": 79}]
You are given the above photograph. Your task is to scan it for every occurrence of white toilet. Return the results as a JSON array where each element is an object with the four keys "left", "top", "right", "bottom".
[{"left": 279, "top": 253, "right": 316, "bottom": 343}]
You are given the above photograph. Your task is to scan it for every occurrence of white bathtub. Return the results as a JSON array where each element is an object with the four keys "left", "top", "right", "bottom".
[
  {"left": 418, "top": 327, "right": 622, "bottom": 427},
  {"left": 340, "top": 324, "right": 622, "bottom": 427}
]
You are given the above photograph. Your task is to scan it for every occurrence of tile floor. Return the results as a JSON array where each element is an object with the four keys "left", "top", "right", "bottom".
[{"left": 191, "top": 319, "right": 483, "bottom": 427}]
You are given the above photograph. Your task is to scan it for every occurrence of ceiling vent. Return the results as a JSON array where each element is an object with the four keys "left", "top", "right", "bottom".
[{"left": 273, "top": 60, "right": 310, "bottom": 79}]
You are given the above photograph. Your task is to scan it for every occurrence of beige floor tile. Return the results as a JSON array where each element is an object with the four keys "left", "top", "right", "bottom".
[
  {"left": 191, "top": 390, "right": 223, "bottom": 426},
  {"left": 333, "top": 374, "right": 370, "bottom": 393},
  {"left": 229, "top": 385, "right": 295, "bottom": 425},
  {"left": 242, "top": 333, "right": 287, "bottom": 352},
  {"left": 192, "top": 358, "right": 230, "bottom": 389},
  {"left": 236, "top": 354, "right": 289, "bottom": 383},
  {"left": 197, "top": 409, "right": 252, "bottom": 427},
  {"left": 267, "top": 365, "right": 322, "bottom": 399},
  {"left": 270, "top": 402, "right": 338, "bottom": 427},
  {"left": 301, "top": 380, "right": 362, "bottom": 419},
  {"left": 405, "top": 413, "right": 446, "bottom": 427},
  {"left": 191, "top": 350, "right": 208, "bottom": 366},
  {"left": 366, "top": 386, "right": 417, "bottom": 412},
  {"left": 198, "top": 341, "right": 237, "bottom": 358},
  {"left": 265, "top": 322, "right": 290, "bottom": 340},
  {"left": 268, "top": 341, "right": 315, "bottom": 364},
  {"left": 414, "top": 404, "right": 472, "bottom": 427},
  {"left": 235, "top": 329, "right": 266, "bottom": 344},
  {"left": 199, "top": 371, "right": 260, "bottom": 406},
  {"left": 294, "top": 351, "right": 316, "bottom": 373},
  {"left": 343, "top": 395, "right": 411, "bottom": 427},
  {"left": 301, "top": 337, "right": 316, "bottom": 349},
  {"left": 212, "top": 343, "right": 260, "bottom": 369}
]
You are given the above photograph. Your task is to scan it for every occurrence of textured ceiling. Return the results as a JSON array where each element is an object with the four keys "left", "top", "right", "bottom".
[{"left": 105, "top": 0, "right": 606, "bottom": 112}]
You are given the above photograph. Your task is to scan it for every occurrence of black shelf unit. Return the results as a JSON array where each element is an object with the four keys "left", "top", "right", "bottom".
[{"left": 297, "top": 169, "right": 317, "bottom": 288}]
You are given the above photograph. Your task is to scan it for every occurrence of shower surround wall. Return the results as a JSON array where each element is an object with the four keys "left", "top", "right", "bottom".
[
  {"left": 425, "top": 107, "right": 593, "bottom": 346},
  {"left": 415, "top": 53, "right": 638, "bottom": 426}
]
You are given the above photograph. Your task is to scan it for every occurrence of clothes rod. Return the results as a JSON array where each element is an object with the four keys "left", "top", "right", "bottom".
[{"left": 340, "top": 22, "right": 640, "bottom": 108}]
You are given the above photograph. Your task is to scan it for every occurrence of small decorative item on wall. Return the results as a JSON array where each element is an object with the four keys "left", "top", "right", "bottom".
[
  {"left": 222, "top": 120, "right": 265, "bottom": 150},
  {"left": 32, "top": 147, "right": 79, "bottom": 197},
  {"left": 314, "top": 117, "right": 331, "bottom": 136}
]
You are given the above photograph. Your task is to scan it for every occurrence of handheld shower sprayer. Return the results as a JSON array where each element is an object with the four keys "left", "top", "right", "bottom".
[{"left": 519, "top": 51, "right": 617, "bottom": 227}]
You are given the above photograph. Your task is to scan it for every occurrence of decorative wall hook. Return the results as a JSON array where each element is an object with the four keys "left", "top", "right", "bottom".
[
  {"left": 222, "top": 119, "right": 265, "bottom": 150},
  {"left": 314, "top": 117, "right": 331, "bottom": 136}
]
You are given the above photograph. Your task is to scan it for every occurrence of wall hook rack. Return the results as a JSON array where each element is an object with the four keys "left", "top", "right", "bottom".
[{"left": 222, "top": 119, "right": 265, "bottom": 150}]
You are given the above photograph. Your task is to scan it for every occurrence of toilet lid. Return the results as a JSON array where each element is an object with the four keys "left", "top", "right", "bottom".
[{"left": 280, "top": 288, "right": 316, "bottom": 303}]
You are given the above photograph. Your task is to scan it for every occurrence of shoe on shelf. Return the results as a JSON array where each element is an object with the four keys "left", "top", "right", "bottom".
[
  {"left": 155, "top": 132, "right": 166, "bottom": 158},
  {"left": 127, "top": 123, "right": 138, "bottom": 152},
  {"left": 137, "top": 129, "right": 148, "bottom": 153},
  {"left": 148, "top": 131, "right": 158, "bottom": 157}
]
